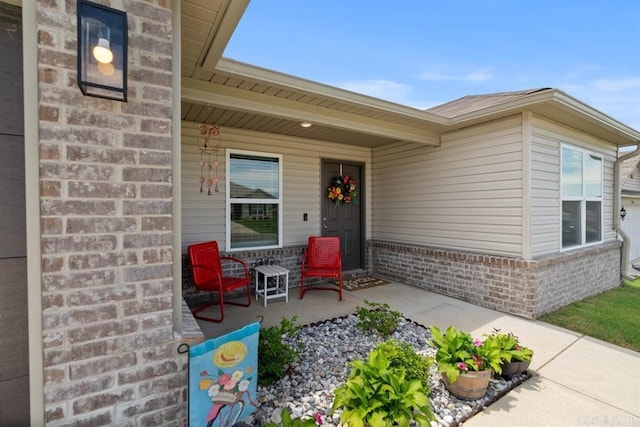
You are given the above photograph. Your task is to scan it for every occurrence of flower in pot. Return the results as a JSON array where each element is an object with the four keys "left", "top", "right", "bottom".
[
  {"left": 484, "top": 329, "right": 533, "bottom": 379},
  {"left": 429, "top": 325, "right": 504, "bottom": 400}
]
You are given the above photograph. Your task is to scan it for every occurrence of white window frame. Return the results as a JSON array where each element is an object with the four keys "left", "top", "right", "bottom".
[
  {"left": 560, "top": 144, "right": 603, "bottom": 250},
  {"left": 226, "top": 149, "right": 283, "bottom": 251}
]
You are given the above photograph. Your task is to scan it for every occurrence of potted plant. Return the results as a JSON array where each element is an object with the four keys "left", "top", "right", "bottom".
[
  {"left": 429, "top": 325, "right": 504, "bottom": 400},
  {"left": 484, "top": 329, "right": 533, "bottom": 379}
]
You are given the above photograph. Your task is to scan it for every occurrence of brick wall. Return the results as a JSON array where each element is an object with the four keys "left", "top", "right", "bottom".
[
  {"left": 369, "top": 239, "right": 621, "bottom": 318},
  {"left": 532, "top": 240, "right": 621, "bottom": 317},
  {"left": 37, "top": 1, "right": 185, "bottom": 425}
]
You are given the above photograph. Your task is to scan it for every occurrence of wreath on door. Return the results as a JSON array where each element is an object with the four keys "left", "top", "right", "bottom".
[{"left": 327, "top": 175, "right": 358, "bottom": 206}]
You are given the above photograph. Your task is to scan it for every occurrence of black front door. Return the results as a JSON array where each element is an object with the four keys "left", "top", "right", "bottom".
[{"left": 321, "top": 161, "right": 363, "bottom": 271}]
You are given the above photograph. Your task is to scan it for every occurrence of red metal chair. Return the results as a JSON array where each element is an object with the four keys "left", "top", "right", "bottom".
[
  {"left": 187, "top": 241, "right": 251, "bottom": 322},
  {"left": 300, "top": 236, "right": 343, "bottom": 300}
]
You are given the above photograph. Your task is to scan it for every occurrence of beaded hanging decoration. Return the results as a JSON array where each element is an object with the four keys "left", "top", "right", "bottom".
[{"left": 198, "top": 124, "right": 221, "bottom": 195}]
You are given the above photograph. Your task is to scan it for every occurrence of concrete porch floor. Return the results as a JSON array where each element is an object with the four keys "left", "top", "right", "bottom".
[{"left": 192, "top": 281, "right": 640, "bottom": 426}]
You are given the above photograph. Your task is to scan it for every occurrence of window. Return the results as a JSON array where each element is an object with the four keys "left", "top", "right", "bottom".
[
  {"left": 226, "top": 150, "right": 282, "bottom": 250},
  {"left": 561, "top": 146, "right": 602, "bottom": 249}
]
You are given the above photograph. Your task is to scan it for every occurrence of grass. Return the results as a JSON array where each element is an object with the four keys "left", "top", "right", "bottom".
[{"left": 539, "top": 279, "right": 640, "bottom": 352}]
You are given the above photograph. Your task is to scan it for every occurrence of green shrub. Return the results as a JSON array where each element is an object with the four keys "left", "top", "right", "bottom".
[
  {"left": 375, "top": 340, "right": 433, "bottom": 390},
  {"left": 355, "top": 300, "right": 401, "bottom": 337},
  {"left": 258, "top": 316, "right": 302, "bottom": 386},
  {"left": 332, "top": 347, "right": 435, "bottom": 427}
]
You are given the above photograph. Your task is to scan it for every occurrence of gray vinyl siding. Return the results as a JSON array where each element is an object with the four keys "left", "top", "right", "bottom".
[
  {"left": 371, "top": 116, "right": 524, "bottom": 256},
  {"left": 530, "top": 115, "right": 617, "bottom": 257},
  {"left": 181, "top": 122, "right": 372, "bottom": 251},
  {"left": 530, "top": 124, "right": 561, "bottom": 256}
]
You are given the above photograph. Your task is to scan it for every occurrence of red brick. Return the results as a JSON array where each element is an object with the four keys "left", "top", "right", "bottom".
[
  {"left": 66, "top": 145, "right": 137, "bottom": 164},
  {"left": 123, "top": 263, "right": 172, "bottom": 282},
  {"left": 73, "top": 389, "right": 135, "bottom": 414},
  {"left": 45, "top": 406, "right": 65, "bottom": 423},
  {"left": 45, "top": 375, "right": 115, "bottom": 403},
  {"left": 66, "top": 109, "right": 137, "bottom": 130},
  {"left": 40, "top": 126, "right": 117, "bottom": 146},
  {"left": 142, "top": 248, "right": 173, "bottom": 264},
  {"left": 66, "top": 285, "right": 137, "bottom": 306},
  {"left": 140, "top": 118, "right": 171, "bottom": 133},
  {"left": 66, "top": 217, "right": 137, "bottom": 234},
  {"left": 44, "top": 368, "right": 66, "bottom": 386},
  {"left": 40, "top": 105, "right": 60, "bottom": 122},
  {"left": 41, "top": 235, "right": 118, "bottom": 254},
  {"left": 122, "top": 296, "right": 172, "bottom": 316},
  {"left": 140, "top": 183, "right": 172, "bottom": 199},
  {"left": 141, "top": 216, "right": 172, "bottom": 231},
  {"left": 39, "top": 67, "right": 59, "bottom": 84},
  {"left": 69, "top": 353, "right": 137, "bottom": 380},
  {"left": 140, "top": 150, "right": 172, "bottom": 166},
  {"left": 40, "top": 162, "right": 115, "bottom": 181},
  {"left": 68, "top": 182, "right": 137, "bottom": 199},
  {"left": 40, "top": 143, "right": 60, "bottom": 159},
  {"left": 42, "top": 269, "right": 117, "bottom": 292},
  {"left": 123, "top": 201, "right": 171, "bottom": 215},
  {"left": 117, "top": 360, "right": 178, "bottom": 386},
  {"left": 123, "top": 132, "right": 172, "bottom": 150},
  {"left": 123, "top": 166, "right": 172, "bottom": 183},
  {"left": 40, "top": 217, "right": 62, "bottom": 234}
]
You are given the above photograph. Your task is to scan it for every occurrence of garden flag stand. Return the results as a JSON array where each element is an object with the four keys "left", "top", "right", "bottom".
[{"left": 179, "top": 322, "right": 260, "bottom": 426}]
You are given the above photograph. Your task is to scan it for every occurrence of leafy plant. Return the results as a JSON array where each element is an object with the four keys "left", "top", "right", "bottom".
[
  {"left": 331, "top": 347, "right": 435, "bottom": 427},
  {"left": 429, "top": 325, "right": 504, "bottom": 383},
  {"left": 355, "top": 300, "right": 401, "bottom": 337},
  {"left": 484, "top": 329, "right": 533, "bottom": 363},
  {"left": 258, "top": 316, "right": 302, "bottom": 386},
  {"left": 374, "top": 340, "right": 433, "bottom": 389},
  {"left": 265, "top": 407, "right": 321, "bottom": 427}
]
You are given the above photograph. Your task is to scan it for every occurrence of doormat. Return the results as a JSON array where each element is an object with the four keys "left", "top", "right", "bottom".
[{"left": 342, "top": 275, "right": 390, "bottom": 291}]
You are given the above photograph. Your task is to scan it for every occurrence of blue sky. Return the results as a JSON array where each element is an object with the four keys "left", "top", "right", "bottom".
[{"left": 223, "top": 1, "right": 640, "bottom": 130}]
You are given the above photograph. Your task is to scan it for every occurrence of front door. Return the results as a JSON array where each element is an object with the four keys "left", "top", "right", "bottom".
[{"left": 321, "top": 161, "right": 363, "bottom": 271}]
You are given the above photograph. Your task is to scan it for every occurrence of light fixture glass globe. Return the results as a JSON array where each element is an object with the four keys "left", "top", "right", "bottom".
[
  {"left": 92, "top": 37, "right": 113, "bottom": 64},
  {"left": 97, "top": 61, "right": 115, "bottom": 76}
]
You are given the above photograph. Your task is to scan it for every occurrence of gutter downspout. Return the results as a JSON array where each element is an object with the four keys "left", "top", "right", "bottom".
[{"left": 614, "top": 146, "right": 640, "bottom": 280}]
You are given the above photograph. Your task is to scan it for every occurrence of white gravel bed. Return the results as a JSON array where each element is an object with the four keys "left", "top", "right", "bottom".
[{"left": 237, "top": 314, "right": 529, "bottom": 426}]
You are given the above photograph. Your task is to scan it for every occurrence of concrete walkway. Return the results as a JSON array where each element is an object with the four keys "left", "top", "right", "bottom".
[{"left": 194, "top": 282, "right": 640, "bottom": 427}]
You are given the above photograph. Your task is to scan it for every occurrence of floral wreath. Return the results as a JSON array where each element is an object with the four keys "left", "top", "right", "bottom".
[{"left": 327, "top": 174, "right": 358, "bottom": 205}]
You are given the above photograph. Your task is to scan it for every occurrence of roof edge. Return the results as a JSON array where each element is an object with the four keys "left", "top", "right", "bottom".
[
  {"left": 447, "top": 89, "right": 640, "bottom": 145},
  {"left": 215, "top": 57, "right": 449, "bottom": 125}
]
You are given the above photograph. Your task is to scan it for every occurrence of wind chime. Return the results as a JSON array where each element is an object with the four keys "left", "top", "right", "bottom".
[{"left": 198, "top": 123, "right": 222, "bottom": 195}]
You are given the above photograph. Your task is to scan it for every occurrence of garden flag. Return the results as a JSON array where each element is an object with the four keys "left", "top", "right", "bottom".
[{"left": 188, "top": 322, "right": 260, "bottom": 426}]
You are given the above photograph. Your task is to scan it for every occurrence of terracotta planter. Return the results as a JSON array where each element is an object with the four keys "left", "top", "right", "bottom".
[
  {"left": 441, "top": 369, "right": 491, "bottom": 400},
  {"left": 500, "top": 360, "right": 531, "bottom": 379}
]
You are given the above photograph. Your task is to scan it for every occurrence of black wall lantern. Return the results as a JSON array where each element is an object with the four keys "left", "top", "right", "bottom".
[
  {"left": 621, "top": 206, "right": 627, "bottom": 221},
  {"left": 77, "top": 0, "right": 127, "bottom": 101}
]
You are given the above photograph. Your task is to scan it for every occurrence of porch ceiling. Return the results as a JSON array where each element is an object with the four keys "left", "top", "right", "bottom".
[{"left": 180, "top": 0, "right": 444, "bottom": 148}]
